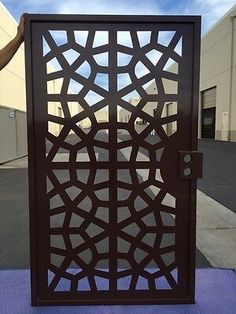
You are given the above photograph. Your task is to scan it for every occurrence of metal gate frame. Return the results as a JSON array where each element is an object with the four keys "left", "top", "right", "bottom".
[{"left": 25, "top": 14, "right": 201, "bottom": 306}]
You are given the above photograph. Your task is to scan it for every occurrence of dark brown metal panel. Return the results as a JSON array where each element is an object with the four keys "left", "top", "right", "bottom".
[{"left": 25, "top": 14, "right": 201, "bottom": 306}]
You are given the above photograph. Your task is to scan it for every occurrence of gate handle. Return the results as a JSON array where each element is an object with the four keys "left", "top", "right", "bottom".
[{"left": 179, "top": 151, "right": 203, "bottom": 179}]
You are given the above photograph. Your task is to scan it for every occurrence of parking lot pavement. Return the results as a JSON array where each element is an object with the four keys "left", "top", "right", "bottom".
[
  {"left": 1, "top": 135, "right": 235, "bottom": 271},
  {"left": 0, "top": 165, "right": 210, "bottom": 269},
  {"left": 198, "top": 139, "right": 236, "bottom": 213},
  {"left": 0, "top": 133, "right": 211, "bottom": 269},
  {"left": 0, "top": 168, "right": 29, "bottom": 268}
]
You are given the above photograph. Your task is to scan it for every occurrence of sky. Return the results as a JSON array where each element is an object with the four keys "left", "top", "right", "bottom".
[
  {"left": 1, "top": 0, "right": 235, "bottom": 97},
  {"left": 1, "top": 0, "right": 236, "bottom": 35}
]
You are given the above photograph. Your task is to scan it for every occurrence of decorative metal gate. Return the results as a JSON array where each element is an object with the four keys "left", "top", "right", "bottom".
[{"left": 25, "top": 15, "right": 202, "bottom": 306}]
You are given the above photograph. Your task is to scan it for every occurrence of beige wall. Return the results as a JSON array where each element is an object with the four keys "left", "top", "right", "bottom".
[
  {"left": 134, "top": 62, "right": 178, "bottom": 136},
  {"left": 141, "top": 6, "right": 236, "bottom": 142},
  {"left": 94, "top": 108, "right": 108, "bottom": 123},
  {"left": 118, "top": 79, "right": 178, "bottom": 136},
  {"left": 119, "top": 96, "right": 140, "bottom": 125},
  {"left": 199, "top": 5, "right": 236, "bottom": 141},
  {"left": 0, "top": 2, "right": 82, "bottom": 139},
  {"left": 0, "top": 2, "right": 26, "bottom": 111}
]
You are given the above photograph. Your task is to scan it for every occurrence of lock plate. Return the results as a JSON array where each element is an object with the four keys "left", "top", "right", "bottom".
[{"left": 179, "top": 151, "right": 203, "bottom": 179}]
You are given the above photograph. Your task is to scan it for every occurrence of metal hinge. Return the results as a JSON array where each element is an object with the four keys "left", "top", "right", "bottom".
[{"left": 179, "top": 151, "right": 203, "bottom": 179}]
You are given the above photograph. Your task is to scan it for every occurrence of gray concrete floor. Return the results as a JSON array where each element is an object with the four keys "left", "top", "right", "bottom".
[{"left": 197, "top": 189, "right": 236, "bottom": 269}]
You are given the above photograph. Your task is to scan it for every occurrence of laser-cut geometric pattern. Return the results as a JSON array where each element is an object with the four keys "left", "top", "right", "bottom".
[
  {"left": 44, "top": 27, "right": 180, "bottom": 293},
  {"left": 26, "top": 15, "right": 200, "bottom": 305}
]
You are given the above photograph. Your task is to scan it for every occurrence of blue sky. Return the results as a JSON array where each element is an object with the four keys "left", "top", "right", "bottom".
[
  {"left": 2, "top": 0, "right": 234, "bottom": 96},
  {"left": 1, "top": 0, "right": 236, "bottom": 34}
]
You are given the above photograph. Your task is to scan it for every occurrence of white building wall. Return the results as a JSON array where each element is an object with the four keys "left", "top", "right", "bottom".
[
  {"left": 142, "top": 6, "right": 236, "bottom": 142},
  {"left": 0, "top": 1, "right": 85, "bottom": 160},
  {"left": 199, "top": 5, "right": 236, "bottom": 142},
  {"left": 0, "top": 1, "right": 26, "bottom": 111}
]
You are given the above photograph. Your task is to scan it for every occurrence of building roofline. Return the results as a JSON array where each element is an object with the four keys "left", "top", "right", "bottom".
[
  {"left": 202, "top": 4, "right": 236, "bottom": 39},
  {"left": 0, "top": 1, "right": 18, "bottom": 26}
]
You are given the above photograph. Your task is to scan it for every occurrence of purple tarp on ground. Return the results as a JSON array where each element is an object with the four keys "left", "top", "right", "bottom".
[{"left": 0, "top": 268, "right": 235, "bottom": 314}]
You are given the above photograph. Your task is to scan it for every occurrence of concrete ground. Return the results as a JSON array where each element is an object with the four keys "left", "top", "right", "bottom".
[
  {"left": 0, "top": 137, "right": 235, "bottom": 270},
  {"left": 196, "top": 139, "right": 236, "bottom": 269},
  {"left": 197, "top": 190, "right": 236, "bottom": 268}
]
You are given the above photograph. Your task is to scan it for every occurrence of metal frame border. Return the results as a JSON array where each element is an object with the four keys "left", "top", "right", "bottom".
[{"left": 25, "top": 14, "right": 201, "bottom": 306}]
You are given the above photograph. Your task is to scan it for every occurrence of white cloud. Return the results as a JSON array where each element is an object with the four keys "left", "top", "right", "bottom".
[
  {"left": 56, "top": 0, "right": 162, "bottom": 15},
  {"left": 183, "top": 0, "right": 236, "bottom": 33},
  {"left": 2, "top": 0, "right": 235, "bottom": 35}
]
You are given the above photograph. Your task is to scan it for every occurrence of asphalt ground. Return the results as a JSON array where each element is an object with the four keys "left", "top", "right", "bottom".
[
  {"left": 0, "top": 168, "right": 29, "bottom": 268},
  {"left": 0, "top": 132, "right": 211, "bottom": 269},
  {"left": 198, "top": 139, "right": 236, "bottom": 213}
]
